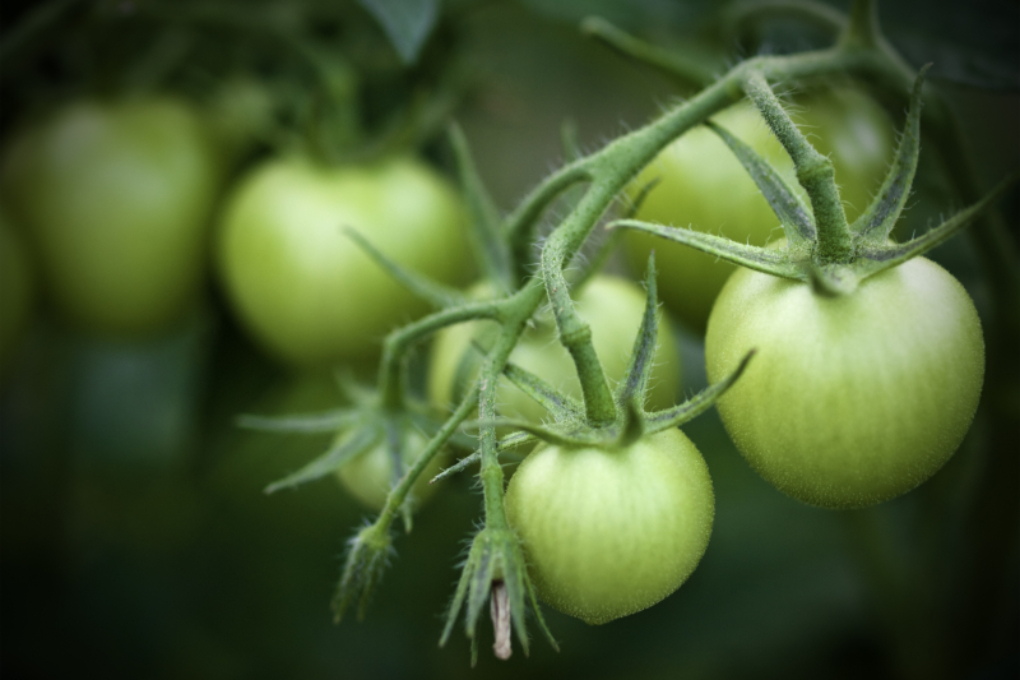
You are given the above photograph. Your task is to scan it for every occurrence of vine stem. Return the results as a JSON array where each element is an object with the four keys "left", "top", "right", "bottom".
[
  {"left": 378, "top": 300, "right": 504, "bottom": 410},
  {"left": 743, "top": 72, "right": 852, "bottom": 265}
]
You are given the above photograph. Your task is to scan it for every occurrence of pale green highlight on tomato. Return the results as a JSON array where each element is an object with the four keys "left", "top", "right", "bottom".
[
  {"left": 217, "top": 155, "right": 472, "bottom": 367},
  {"left": 1, "top": 97, "right": 221, "bottom": 336},
  {"left": 705, "top": 257, "right": 985, "bottom": 509},
  {"left": 504, "top": 428, "right": 714, "bottom": 625},
  {"left": 622, "top": 87, "right": 896, "bottom": 333},
  {"left": 427, "top": 275, "right": 681, "bottom": 424}
]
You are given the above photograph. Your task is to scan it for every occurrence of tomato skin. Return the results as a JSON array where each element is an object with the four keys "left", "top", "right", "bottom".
[
  {"left": 427, "top": 275, "right": 681, "bottom": 423},
  {"left": 504, "top": 428, "right": 713, "bottom": 625},
  {"left": 217, "top": 155, "right": 472, "bottom": 367},
  {"left": 0, "top": 97, "right": 221, "bottom": 336},
  {"left": 335, "top": 428, "right": 446, "bottom": 511},
  {"left": 705, "top": 257, "right": 984, "bottom": 509},
  {"left": 622, "top": 87, "right": 895, "bottom": 333}
]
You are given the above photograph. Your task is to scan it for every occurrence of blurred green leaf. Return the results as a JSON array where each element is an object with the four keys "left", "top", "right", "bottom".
[{"left": 357, "top": 0, "right": 438, "bottom": 65}]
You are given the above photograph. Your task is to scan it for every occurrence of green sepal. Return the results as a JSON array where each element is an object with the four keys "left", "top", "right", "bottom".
[
  {"left": 616, "top": 252, "right": 660, "bottom": 407},
  {"left": 610, "top": 219, "right": 804, "bottom": 281},
  {"left": 332, "top": 521, "right": 394, "bottom": 622},
  {"left": 236, "top": 408, "right": 359, "bottom": 434},
  {"left": 344, "top": 226, "right": 468, "bottom": 309},
  {"left": 439, "top": 527, "right": 557, "bottom": 664},
  {"left": 856, "top": 170, "right": 1020, "bottom": 278},
  {"left": 449, "top": 123, "right": 515, "bottom": 292},
  {"left": 501, "top": 359, "right": 585, "bottom": 423},
  {"left": 263, "top": 420, "right": 382, "bottom": 494},
  {"left": 429, "top": 431, "right": 536, "bottom": 485},
  {"left": 645, "top": 349, "right": 756, "bottom": 433},
  {"left": 706, "top": 120, "right": 816, "bottom": 246},
  {"left": 852, "top": 65, "right": 928, "bottom": 244}
]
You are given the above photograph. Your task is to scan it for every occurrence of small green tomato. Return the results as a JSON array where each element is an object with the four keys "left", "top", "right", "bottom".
[{"left": 504, "top": 428, "right": 714, "bottom": 625}]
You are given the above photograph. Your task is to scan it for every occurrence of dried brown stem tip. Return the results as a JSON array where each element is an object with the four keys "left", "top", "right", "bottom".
[{"left": 491, "top": 580, "right": 512, "bottom": 660}]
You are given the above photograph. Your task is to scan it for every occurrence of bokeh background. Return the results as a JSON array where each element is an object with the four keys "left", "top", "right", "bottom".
[{"left": 1, "top": 0, "right": 1017, "bottom": 678}]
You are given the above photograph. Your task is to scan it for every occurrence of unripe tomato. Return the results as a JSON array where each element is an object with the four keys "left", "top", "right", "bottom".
[
  {"left": 622, "top": 86, "right": 896, "bottom": 333},
  {"left": 427, "top": 275, "right": 681, "bottom": 424},
  {"left": 216, "top": 155, "right": 472, "bottom": 367},
  {"left": 335, "top": 427, "right": 446, "bottom": 510},
  {"left": 705, "top": 256, "right": 984, "bottom": 509},
  {"left": 0, "top": 97, "right": 222, "bottom": 336},
  {"left": 504, "top": 428, "right": 714, "bottom": 625}
]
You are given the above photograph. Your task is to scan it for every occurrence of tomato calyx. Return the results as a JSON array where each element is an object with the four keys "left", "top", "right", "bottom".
[
  {"left": 611, "top": 65, "right": 1017, "bottom": 295},
  {"left": 439, "top": 527, "right": 558, "bottom": 665},
  {"left": 455, "top": 256, "right": 754, "bottom": 457},
  {"left": 239, "top": 371, "right": 459, "bottom": 529}
]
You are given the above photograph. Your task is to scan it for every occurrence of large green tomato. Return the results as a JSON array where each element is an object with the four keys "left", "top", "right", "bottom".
[
  {"left": 0, "top": 97, "right": 222, "bottom": 336},
  {"left": 622, "top": 86, "right": 896, "bottom": 333},
  {"left": 217, "top": 155, "right": 472, "bottom": 367},
  {"left": 427, "top": 275, "right": 681, "bottom": 424},
  {"left": 705, "top": 257, "right": 984, "bottom": 509},
  {"left": 0, "top": 209, "right": 35, "bottom": 371},
  {"left": 504, "top": 427, "right": 714, "bottom": 625}
]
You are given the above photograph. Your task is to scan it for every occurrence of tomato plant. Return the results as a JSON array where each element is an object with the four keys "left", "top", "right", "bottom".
[
  {"left": 704, "top": 255, "right": 984, "bottom": 509},
  {"left": 621, "top": 86, "right": 896, "bottom": 333},
  {"left": 216, "top": 155, "right": 473, "bottom": 367},
  {"left": 427, "top": 275, "right": 680, "bottom": 425},
  {"left": 503, "top": 427, "right": 714, "bottom": 625},
  {"left": 0, "top": 97, "right": 222, "bottom": 336}
]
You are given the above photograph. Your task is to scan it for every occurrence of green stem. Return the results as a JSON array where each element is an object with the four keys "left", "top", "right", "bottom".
[
  {"left": 377, "top": 380, "right": 480, "bottom": 529},
  {"left": 379, "top": 300, "right": 504, "bottom": 410},
  {"left": 743, "top": 72, "right": 852, "bottom": 264}
]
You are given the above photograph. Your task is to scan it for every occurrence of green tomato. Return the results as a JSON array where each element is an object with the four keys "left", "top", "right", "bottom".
[
  {"left": 0, "top": 209, "right": 35, "bottom": 371},
  {"left": 335, "top": 427, "right": 446, "bottom": 511},
  {"left": 427, "top": 275, "right": 681, "bottom": 424},
  {"left": 217, "top": 155, "right": 472, "bottom": 367},
  {"left": 0, "top": 97, "right": 222, "bottom": 336},
  {"left": 622, "top": 86, "right": 896, "bottom": 333},
  {"left": 705, "top": 256, "right": 984, "bottom": 509},
  {"left": 504, "top": 427, "right": 714, "bottom": 625}
]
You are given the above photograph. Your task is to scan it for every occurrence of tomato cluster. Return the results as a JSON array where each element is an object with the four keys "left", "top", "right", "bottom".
[{"left": 0, "top": 3, "right": 1006, "bottom": 671}]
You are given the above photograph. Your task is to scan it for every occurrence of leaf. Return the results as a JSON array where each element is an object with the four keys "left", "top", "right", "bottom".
[{"left": 357, "top": 0, "right": 439, "bottom": 65}]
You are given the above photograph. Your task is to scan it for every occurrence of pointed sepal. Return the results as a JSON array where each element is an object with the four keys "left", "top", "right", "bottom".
[
  {"left": 439, "top": 528, "right": 557, "bottom": 664},
  {"left": 264, "top": 422, "right": 381, "bottom": 494},
  {"left": 616, "top": 252, "right": 660, "bottom": 407},
  {"left": 646, "top": 349, "right": 756, "bottom": 432},
  {"left": 449, "top": 123, "right": 515, "bottom": 292},
  {"left": 852, "top": 64, "right": 929, "bottom": 244},
  {"left": 706, "top": 120, "right": 816, "bottom": 246},
  {"left": 332, "top": 521, "right": 394, "bottom": 622},
  {"left": 236, "top": 409, "right": 359, "bottom": 434},
  {"left": 610, "top": 219, "right": 804, "bottom": 280},
  {"left": 344, "top": 226, "right": 467, "bottom": 309}
]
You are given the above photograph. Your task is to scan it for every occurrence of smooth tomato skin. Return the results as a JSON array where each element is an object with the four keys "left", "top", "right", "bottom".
[
  {"left": 427, "top": 275, "right": 681, "bottom": 424},
  {"left": 622, "top": 87, "right": 895, "bottom": 333},
  {"left": 0, "top": 210, "right": 35, "bottom": 371},
  {"left": 0, "top": 97, "right": 221, "bottom": 336},
  {"left": 705, "top": 257, "right": 984, "bottom": 509},
  {"left": 217, "top": 155, "right": 471, "bottom": 367},
  {"left": 504, "top": 428, "right": 714, "bottom": 625},
  {"left": 335, "top": 428, "right": 446, "bottom": 510}
]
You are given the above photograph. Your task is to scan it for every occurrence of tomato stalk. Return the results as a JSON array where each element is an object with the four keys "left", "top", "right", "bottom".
[{"left": 742, "top": 72, "right": 852, "bottom": 269}]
